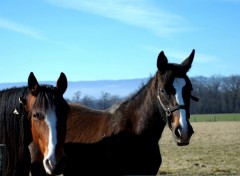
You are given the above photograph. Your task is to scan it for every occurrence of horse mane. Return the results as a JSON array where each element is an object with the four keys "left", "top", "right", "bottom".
[
  {"left": 105, "top": 77, "right": 153, "bottom": 115},
  {"left": 105, "top": 75, "right": 160, "bottom": 135},
  {"left": 0, "top": 86, "right": 32, "bottom": 174},
  {"left": 122, "top": 76, "right": 154, "bottom": 104}
]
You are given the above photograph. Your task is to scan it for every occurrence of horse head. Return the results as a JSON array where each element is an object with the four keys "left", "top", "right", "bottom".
[
  {"left": 25, "top": 72, "right": 69, "bottom": 175},
  {"left": 156, "top": 49, "right": 198, "bottom": 146}
]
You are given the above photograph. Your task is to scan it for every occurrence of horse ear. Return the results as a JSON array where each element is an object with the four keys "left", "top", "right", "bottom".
[
  {"left": 56, "top": 72, "right": 67, "bottom": 95},
  {"left": 28, "top": 72, "right": 40, "bottom": 96},
  {"left": 181, "top": 49, "right": 195, "bottom": 73},
  {"left": 157, "top": 51, "right": 168, "bottom": 73}
]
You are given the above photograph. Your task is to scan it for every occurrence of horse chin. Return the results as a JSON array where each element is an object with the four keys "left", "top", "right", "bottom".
[
  {"left": 44, "top": 161, "right": 65, "bottom": 176},
  {"left": 49, "top": 170, "right": 63, "bottom": 176},
  {"left": 46, "top": 162, "right": 66, "bottom": 176},
  {"left": 45, "top": 168, "right": 63, "bottom": 176},
  {"left": 176, "top": 141, "right": 189, "bottom": 146}
]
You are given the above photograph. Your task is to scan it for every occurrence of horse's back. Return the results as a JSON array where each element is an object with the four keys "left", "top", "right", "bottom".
[{"left": 66, "top": 102, "right": 111, "bottom": 143}]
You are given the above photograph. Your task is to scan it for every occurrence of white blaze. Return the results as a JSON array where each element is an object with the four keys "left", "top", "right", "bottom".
[
  {"left": 43, "top": 107, "right": 57, "bottom": 174},
  {"left": 173, "top": 78, "right": 187, "bottom": 132}
]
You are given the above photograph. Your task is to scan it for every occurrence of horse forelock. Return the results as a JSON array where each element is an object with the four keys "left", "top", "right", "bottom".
[
  {"left": 33, "top": 93, "right": 52, "bottom": 113},
  {"left": 158, "top": 63, "right": 193, "bottom": 89}
]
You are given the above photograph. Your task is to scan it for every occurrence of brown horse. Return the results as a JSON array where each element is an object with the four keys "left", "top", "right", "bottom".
[
  {"left": 30, "top": 49, "right": 198, "bottom": 175},
  {"left": 0, "top": 72, "right": 69, "bottom": 176}
]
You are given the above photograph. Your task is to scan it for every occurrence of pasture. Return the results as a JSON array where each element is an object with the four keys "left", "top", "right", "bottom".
[
  {"left": 158, "top": 121, "right": 240, "bottom": 175},
  {"left": 190, "top": 113, "right": 240, "bottom": 122}
]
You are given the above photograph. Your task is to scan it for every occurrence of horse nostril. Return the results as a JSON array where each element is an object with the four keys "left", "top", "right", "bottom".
[
  {"left": 45, "top": 159, "right": 56, "bottom": 172},
  {"left": 174, "top": 127, "right": 181, "bottom": 139},
  {"left": 46, "top": 155, "right": 67, "bottom": 175}
]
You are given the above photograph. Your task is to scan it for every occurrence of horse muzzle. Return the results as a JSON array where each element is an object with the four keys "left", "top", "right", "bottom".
[
  {"left": 44, "top": 155, "right": 67, "bottom": 175},
  {"left": 172, "top": 125, "right": 194, "bottom": 146}
]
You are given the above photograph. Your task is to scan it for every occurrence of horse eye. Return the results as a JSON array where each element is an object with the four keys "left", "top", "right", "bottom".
[
  {"left": 33, "top": 112, "right": 40, "bottom": 120},
  {"left": 160, "top": 88, "right": 166, "bottom": 94}
]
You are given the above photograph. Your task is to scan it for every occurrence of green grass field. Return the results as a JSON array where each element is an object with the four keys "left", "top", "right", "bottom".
[{"left": 190, "top": 113, "right": 240, "bottom": 122}]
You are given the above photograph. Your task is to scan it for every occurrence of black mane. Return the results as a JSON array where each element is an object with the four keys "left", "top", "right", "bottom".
[{"left": 0, "top": 86, "right": 32, "bottom": 175}]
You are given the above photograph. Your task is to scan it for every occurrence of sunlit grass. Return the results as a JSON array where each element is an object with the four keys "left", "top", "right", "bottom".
[{"left": 158, "top": 122, "right": 240, "bottom": 175}]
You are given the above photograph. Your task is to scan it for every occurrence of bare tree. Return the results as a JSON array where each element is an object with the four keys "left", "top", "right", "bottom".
[
  {"left": 72, "top": 90, "right": 81, "bottom": 103},
  {"left": 97, "top": 92, "right": 111, "bottom": 110},
  {"left": 81, "top": 95, "right": 96, "bottom": 108}
]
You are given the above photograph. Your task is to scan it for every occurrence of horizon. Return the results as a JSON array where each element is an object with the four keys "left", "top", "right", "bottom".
[
  {"left": 0, "top": 74, "right": 237, "bottom": 84},
  {"left": 0, "top": 74, "right": 238, "bottom": 100}
]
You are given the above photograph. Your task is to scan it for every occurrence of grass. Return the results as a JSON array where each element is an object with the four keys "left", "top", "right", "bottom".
[
  {"left": 157, "top": 122, "right": 240, "bottom": 175},
  {"left": 190, "top": 113, "right": 240, "bottom": 122}
]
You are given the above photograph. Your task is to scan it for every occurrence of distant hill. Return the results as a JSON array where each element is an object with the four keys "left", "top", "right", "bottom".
[{"left": 0, "top": 78, "right": 148, "bottom": 100}]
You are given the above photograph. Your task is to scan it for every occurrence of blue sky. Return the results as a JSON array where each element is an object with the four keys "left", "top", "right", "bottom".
[{"left": 0, "top": 0, "right": 240, "bottom": 83}]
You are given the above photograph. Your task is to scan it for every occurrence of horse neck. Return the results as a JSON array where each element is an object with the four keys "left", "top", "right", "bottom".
[{"left": 116, "top": 76, "right": 165, "bottom": 139}]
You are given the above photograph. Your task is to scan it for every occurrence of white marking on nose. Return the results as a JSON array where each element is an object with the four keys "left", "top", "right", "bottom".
[
  {"left": 43, "top": 106, "right": 57, "bottom": 174},
  {"left": 173, "top": 78, "right": 187, "bottom": 132}
]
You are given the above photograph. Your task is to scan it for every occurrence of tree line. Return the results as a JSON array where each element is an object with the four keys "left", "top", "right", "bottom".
[
  {"left": 68, "top": 75, "right": 240, "bottom": 114},
  {"left": 190, "top": 75, "right": 240, "bottom": 114}
]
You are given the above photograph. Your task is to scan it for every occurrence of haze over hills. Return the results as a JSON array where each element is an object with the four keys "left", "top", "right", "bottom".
[{"left": 0, "top": 78, "right": 148, "bottom": 100}]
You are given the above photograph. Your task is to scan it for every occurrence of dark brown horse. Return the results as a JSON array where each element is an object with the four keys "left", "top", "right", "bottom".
[
  {"left": 30, "top": 49, "right": 198, "bottom": 175},
  {"left": 0, "top": 72, "right": 69, "bottom": 176}
]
